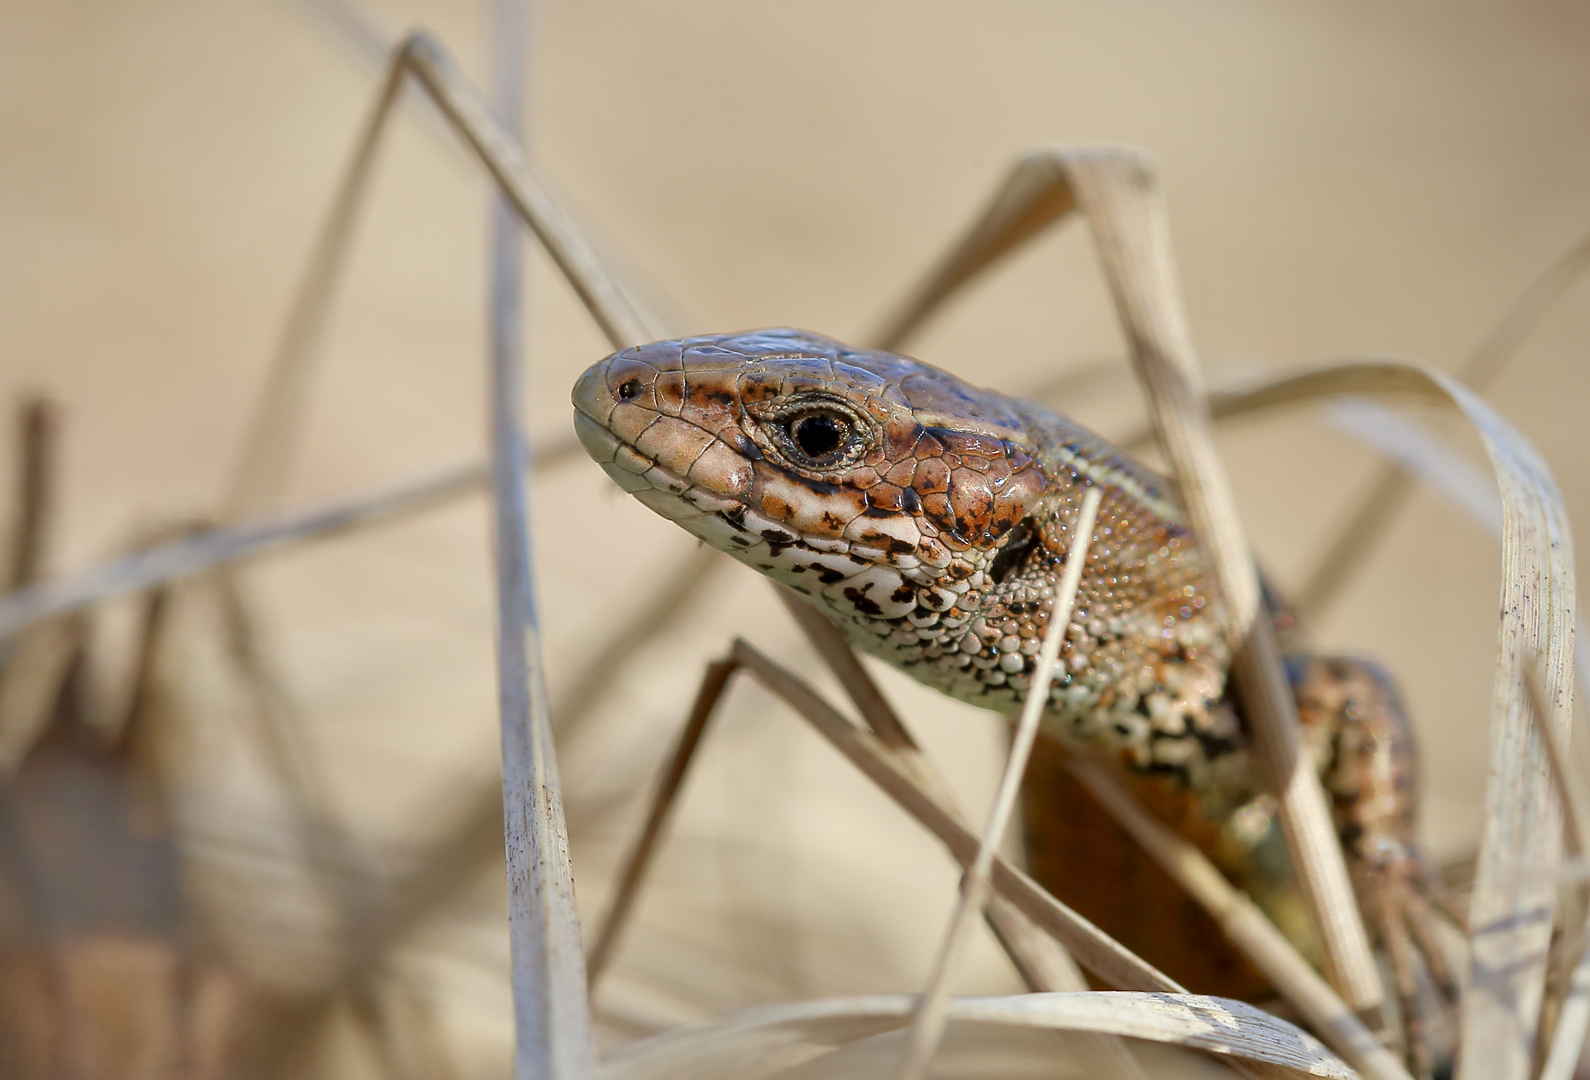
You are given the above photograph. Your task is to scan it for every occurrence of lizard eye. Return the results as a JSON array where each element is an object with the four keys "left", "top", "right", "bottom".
[{"left": 784, "top": 408, "right": 852, "bottom": 466}]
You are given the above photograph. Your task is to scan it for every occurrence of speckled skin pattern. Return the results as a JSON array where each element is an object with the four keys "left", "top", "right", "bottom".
[
  {"left": 573, "top": 330, "right": 1244, "bottom": 798},
  {"left": 573, "top": 329, "right": 1452, "bottom": 1049}
]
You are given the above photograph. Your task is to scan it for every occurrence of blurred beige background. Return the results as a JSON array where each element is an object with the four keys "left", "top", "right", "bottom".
[{"left": 2, "top": 0, "right": 1588, "bottom": 1074}]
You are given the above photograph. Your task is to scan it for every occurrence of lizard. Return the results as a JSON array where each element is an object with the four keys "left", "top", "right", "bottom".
[{"left": 571, "top": 327, "right": 1461, "bottom": 1074}]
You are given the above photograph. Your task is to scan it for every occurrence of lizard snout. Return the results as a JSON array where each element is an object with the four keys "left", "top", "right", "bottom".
[{"left": 571, "top": 355, "right": 658, "bottom": 426}]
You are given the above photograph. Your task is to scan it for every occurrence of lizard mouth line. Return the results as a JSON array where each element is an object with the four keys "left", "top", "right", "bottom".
[
  {"left": 573, "top": 410, "right": 949, "bottom": 622},
  {"left": 572, "top": 409, "right": 767, "bottom": 531}
]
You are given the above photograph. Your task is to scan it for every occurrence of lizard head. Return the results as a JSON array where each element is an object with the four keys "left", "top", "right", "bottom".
[
  {"left": 573, "top": 328, "right": 1225, "bottom": 721},
  {"left": 571, "top": 329, "right": 1052, "bottom": 631}
]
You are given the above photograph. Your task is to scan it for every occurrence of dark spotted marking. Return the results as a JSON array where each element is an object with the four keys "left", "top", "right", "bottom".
[{"left": 843, "top": 587, "right": 884, "bottom": 617}]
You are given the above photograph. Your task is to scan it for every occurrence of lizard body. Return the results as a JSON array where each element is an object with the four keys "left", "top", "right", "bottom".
[{"left": 572, "top": 329, "right": 1454, "bottom": 1071}]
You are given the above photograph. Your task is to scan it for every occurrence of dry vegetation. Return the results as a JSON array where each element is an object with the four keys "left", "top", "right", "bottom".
[{"left": 2, "top": 2, "right": 1589, "bottom": 1078}]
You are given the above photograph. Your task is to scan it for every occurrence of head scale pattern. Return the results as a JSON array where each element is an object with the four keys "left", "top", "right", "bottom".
[{"left": 573, "top": 329, "right": 1238, "bottom": 786}]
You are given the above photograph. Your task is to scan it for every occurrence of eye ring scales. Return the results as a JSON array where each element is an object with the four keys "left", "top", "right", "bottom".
[{"left": 749, "top": 393, "right": 876, "bottom": 475}]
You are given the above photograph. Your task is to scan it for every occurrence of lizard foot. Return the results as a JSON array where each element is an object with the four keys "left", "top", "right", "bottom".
[{"left": 1352, "top": 834, "right": 1465, "bottom": 1078}]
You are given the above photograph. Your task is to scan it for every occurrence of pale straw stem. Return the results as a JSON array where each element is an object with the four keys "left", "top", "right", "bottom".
[{"left": 893, "top": 485, "right": 1103, "bottom": 1080}]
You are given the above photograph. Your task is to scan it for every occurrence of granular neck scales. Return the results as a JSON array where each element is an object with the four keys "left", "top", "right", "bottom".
[{"left": 572, "top": 328, "right": 1245, "bottom": 811}]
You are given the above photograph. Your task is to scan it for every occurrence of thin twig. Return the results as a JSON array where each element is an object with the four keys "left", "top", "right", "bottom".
[
  {"left": 6, "top": 398, "right": 54, "bottom": 590},
  {"left": 586, "top": 657, "right": 737, "bottom": 985},
  {"left": 553, "top": 545, "right": 723, "bottom": 740},
  {"left": 0, "top": 460, "right": 488, "bottom": 643},
  {"left": 0, "top": 434, "right": 589, "bottom": 645},
  {"left": 220, "top": 52, "right": 407, "bottom": 520},
  {"left": 895, "top": 486, "right": 1102, "bottom": 1080}
]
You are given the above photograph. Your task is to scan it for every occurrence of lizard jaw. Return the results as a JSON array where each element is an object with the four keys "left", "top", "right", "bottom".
[{"left": 573, "top": 407, "right": 926, "bottom": 623}]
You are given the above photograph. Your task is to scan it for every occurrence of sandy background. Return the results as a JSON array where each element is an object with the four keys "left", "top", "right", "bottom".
[{"left": 3, "top": 0, "right": 1589, "bottom": 1074}]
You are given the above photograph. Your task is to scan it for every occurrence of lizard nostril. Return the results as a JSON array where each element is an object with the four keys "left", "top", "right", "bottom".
[{"left": 616, "top": 378, "right": 642, "bottom": 401}]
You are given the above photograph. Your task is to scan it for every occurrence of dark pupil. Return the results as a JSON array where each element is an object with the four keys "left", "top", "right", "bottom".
[
  {"left": 791, "top": 413, "right": 845, "bottom": 460},
  {"left": 617, "top": 378, "right": 641, "bottom": 400}
]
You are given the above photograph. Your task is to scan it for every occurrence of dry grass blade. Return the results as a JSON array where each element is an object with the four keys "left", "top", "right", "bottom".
[
  {"left": 0, "top": 398, "right": 79, "bottom": 772},
  {"left": 220, "top": 28, "right": 642, "bottom": 520},
  {"left": 1127, "top": 354, "right": 1574, "bottom": 1079},
  {"left": 225, "top": 7, "right": 665, "bottom": 524},
  {"left": 1059, "top": 148, "right": 1382, "bottom": 1017},
  {"left": 1543, "top": 936, "right": 1590, "bottom": 1080},
  {"left": 1294, "top": 229, "right": 1590, "bottom": 623},
  {"left": 0, "top": 40, "right": 741, "bottom": 1069},
  {"left": 400, "top": 32, "right": 653, "bottom": 350},
  {"left": 1521, "top": 659, "right": 1590, "bottom": 1080},
  {"left": 729, "top": 639, "right": 1184, "bottom": 995},
  {"left": 866, "top": 146, "right": 1381, "bottom": 1015},
  {"left": 1064, "top": 753, "right": 1412, "bottom": 1080},
  {"left": 1318, "top": 400, "right": 1503, "bottom": 537},
  {"left": 590, "top": 626, "right": 1188, "bottom": 997},
  {"left": 776, "top": 595, "right": 1109, "bottom": 992},
  {"left": 1523, "top": 656, "right": 1590, "bottom": 863},
  {"left": 896, "top": 486, "right": 1103, "bottom": 1080},
  {"left": 1311, "top": 395, "right": 1590, "bottom": 752},
  {"left": 868, "top": 151, "right": 1074, "bottom": 353},
  {"left": 585, "top": 628, "right": 1166, "bottom": 1019},
  {"left": 774, "top": 593, "right": 1150, "bottom": 1079},
  {"left": 1172, "top": 373, "right": 1590, "bottom": 729},
  {"left": 484, "top": 0, "right": 596, "bottom": 1072},
  {"left": 1135, "top": 358, "right": 1590, "bottom": 1076},
  {"left": 600, "top": 993, "right": 1354, "bottom": 1080}
]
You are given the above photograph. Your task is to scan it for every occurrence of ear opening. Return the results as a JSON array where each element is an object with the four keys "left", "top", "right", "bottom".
[{"left": 989, "top": 516, "right": 1037, "bottom": 585}]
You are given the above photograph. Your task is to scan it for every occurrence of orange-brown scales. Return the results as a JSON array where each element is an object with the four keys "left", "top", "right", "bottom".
[{"left": 573, "top": 329, "right": 1456, "bottom": 1069}]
